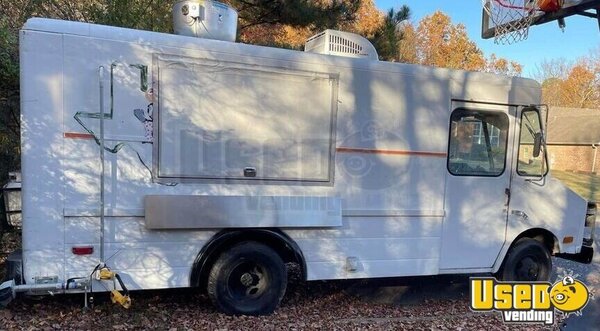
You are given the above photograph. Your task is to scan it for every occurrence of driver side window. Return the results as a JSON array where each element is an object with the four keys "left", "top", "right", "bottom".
[{"left": 447, "top": 109, "right": 509, "bottom": 176}]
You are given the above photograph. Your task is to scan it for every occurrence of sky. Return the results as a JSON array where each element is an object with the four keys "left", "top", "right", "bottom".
[{"left": 374, "top": 0, "right": 599, "bottom": 78}]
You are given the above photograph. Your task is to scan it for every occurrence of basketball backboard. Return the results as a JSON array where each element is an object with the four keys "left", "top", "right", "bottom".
[{"left": 482, "top": 0, "right": 600, "bottom": 44}]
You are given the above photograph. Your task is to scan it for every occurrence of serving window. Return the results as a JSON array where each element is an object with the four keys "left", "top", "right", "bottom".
[{"left": 154, "top": 55, "right": 339, "bottom": 183}]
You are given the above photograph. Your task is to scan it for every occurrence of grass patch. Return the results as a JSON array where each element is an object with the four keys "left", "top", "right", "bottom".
[{"left": 552, "top": 170, "right": 600, "bottom": 202}]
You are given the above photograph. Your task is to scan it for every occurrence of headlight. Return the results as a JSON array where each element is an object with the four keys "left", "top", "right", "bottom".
[{"left": 586, "top": 203, "right": 596, "bottom": 227}]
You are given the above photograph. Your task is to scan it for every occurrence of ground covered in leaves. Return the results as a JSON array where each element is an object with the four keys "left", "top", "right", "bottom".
[{"left": 0, "top": 230, "right": 561, "bottom": 330}]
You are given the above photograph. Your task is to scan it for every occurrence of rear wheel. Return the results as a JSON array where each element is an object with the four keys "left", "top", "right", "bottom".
[
  {"left": 498, "top": 238, "right": 552, "bottom": 281},
  {"left": 207, "top": 241, "right": 287, "bottom": 315}
]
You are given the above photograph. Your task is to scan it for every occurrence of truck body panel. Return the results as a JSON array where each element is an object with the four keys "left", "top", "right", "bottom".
[{"left": 17, "top": 18, "right": 590, "bottom": 292}]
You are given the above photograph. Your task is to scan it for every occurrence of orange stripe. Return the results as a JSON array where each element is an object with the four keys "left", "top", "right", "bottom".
[
  {"left": 336, "top": 147, "right": 447, "bottom": 158},
  {"left": 64, "top": 132, "right": 94, "bottom": 139}
]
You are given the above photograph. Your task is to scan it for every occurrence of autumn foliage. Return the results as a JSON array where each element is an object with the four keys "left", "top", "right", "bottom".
[
  {"left": 534, "top": 52, "right": 600, "bottom": 109},
  {"left": 397, "top": 12, "right": 522, "bottom": 76},
  {"left": 562, "top": 62, "right": 599, "bottom": 108},
  {"left": 241, "top": 8, "right": 523, "bottom": 76},
  {"left": 238, "top": 0, "right": 383, "bottom": 49}
]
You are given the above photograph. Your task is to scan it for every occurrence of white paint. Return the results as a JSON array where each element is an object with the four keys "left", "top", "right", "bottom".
[{"left": 18, "top": 18, "right": 588, "bottom": 294}]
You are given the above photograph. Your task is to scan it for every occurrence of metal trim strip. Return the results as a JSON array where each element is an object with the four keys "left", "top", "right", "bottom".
[{"left": 336, "top": 147, "right": 447, "bottom": 158}]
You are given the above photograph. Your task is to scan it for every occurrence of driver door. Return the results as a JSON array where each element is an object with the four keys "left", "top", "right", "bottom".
[{"left": 439, "top": 101, "right": 516, "bottom": 270}]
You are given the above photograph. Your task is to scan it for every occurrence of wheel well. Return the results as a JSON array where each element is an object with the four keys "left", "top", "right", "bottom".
[
  {"left": 512, "top": 228, "right": 559, "bottom": 255},
  {"left": 190, "top": 228, "right": 307, "bottom": 289}
]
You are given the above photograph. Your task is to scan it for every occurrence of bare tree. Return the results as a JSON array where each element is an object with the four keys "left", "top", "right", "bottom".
[{"left": 533, "top": 54, "right": 600, "bottom": 109}]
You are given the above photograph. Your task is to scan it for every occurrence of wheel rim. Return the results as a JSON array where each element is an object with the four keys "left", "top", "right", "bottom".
[
  {"left": 227, "top": 261, "right": 269, "bottom": 300},
  {"left": 514, "top": 256, "right": 540, "bottom": 281}
]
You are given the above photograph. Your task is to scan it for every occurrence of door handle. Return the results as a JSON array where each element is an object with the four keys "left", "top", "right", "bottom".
[
  {"left": 243, "top": 167, "right": 257, "bottom": 177},
  {"left": 511, "top": 210, "right": 528, "bottom": 220}
]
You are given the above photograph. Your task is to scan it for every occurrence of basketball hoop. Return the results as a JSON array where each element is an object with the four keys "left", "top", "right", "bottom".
[
  {"left": 483, "top": 0, "right": 600, "bottom": 42},
  {"left": 482, "top": 0, "right": 543, "bottom": 44}
]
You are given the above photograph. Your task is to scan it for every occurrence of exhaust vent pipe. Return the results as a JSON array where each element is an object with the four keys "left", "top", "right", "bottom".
[{"left": 173, "top": 0, "right": 238, "bottom": 42}]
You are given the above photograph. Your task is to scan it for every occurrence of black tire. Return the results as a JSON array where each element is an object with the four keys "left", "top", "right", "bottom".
[
  {"left": 0, "top": 285, "right": 13, "bottom": 307},
  {"left": 498, "top": 238, "right": 552, "bottom": 281},
  {"left": 207, "top": 241, "right": 287, "bottom": 315}
]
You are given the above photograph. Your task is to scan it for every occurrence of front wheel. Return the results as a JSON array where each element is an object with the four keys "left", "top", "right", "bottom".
[
  {"left": 207, "top": 241, "right": 287, "bottom": 315},
  {"left": 498, "top": 238, "right": 552, "bottom": 281}
]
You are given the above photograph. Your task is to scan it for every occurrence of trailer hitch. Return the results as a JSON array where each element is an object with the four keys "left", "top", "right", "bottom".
[{"left": 0, "top": 279, "right": 72, "bottom": 307}]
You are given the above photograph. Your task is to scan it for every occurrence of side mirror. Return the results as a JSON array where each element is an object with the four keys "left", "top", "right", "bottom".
[{"left": 533, "top": 132, "right": 543, "bottom": 158}]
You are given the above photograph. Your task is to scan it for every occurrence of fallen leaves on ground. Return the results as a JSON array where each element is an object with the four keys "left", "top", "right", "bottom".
[{"left": 0, "top": 231, "right": 559, "bottom": 330}]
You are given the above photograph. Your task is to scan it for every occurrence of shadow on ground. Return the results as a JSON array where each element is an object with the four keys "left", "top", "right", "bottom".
[{"left": 344, "top": 274, "right": 474, "bottom": 306}]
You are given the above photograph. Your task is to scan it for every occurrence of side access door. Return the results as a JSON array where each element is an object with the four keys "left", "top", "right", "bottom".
[{"left": 439, "top": 101, "right": 516, "bottom": 270}]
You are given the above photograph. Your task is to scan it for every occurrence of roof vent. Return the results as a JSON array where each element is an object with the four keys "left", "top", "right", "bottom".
[
  {"left": 173, "top": 0, "right": 238, "bottom": 42},
  {"left": 304, "top": 30, "right": 378, "bottom": 60}
]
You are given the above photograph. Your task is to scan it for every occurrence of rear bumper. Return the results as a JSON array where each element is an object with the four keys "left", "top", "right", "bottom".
[{"left": 556, "top": 245, "right": 594, "bottom": 264}]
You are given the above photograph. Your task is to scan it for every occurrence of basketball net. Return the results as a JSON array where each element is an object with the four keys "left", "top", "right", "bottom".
[{"left": 483, "top": 0, "right": 540, "bottom": 44}]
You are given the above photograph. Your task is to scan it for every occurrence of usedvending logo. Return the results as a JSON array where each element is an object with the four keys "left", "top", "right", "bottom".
[{"left": 470, "top": 276, "right": 591, "bottom": 325}]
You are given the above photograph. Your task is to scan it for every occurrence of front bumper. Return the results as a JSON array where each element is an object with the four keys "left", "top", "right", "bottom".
[{"left": 556, "top": 245, "right": 594, "bottom": 264}]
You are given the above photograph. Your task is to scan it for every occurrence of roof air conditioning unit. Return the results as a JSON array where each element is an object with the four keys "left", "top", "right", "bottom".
[
  {"left": 173, "top": 0, "right": 238, "bottom": 42},
  {"left": 304, "top": 30, "right": 378, "bottom": 61}
]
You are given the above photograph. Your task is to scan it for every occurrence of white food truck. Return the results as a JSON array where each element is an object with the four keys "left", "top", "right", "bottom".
[{"left": 0, "top": 1, "right": 595, "bottom": 315}]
